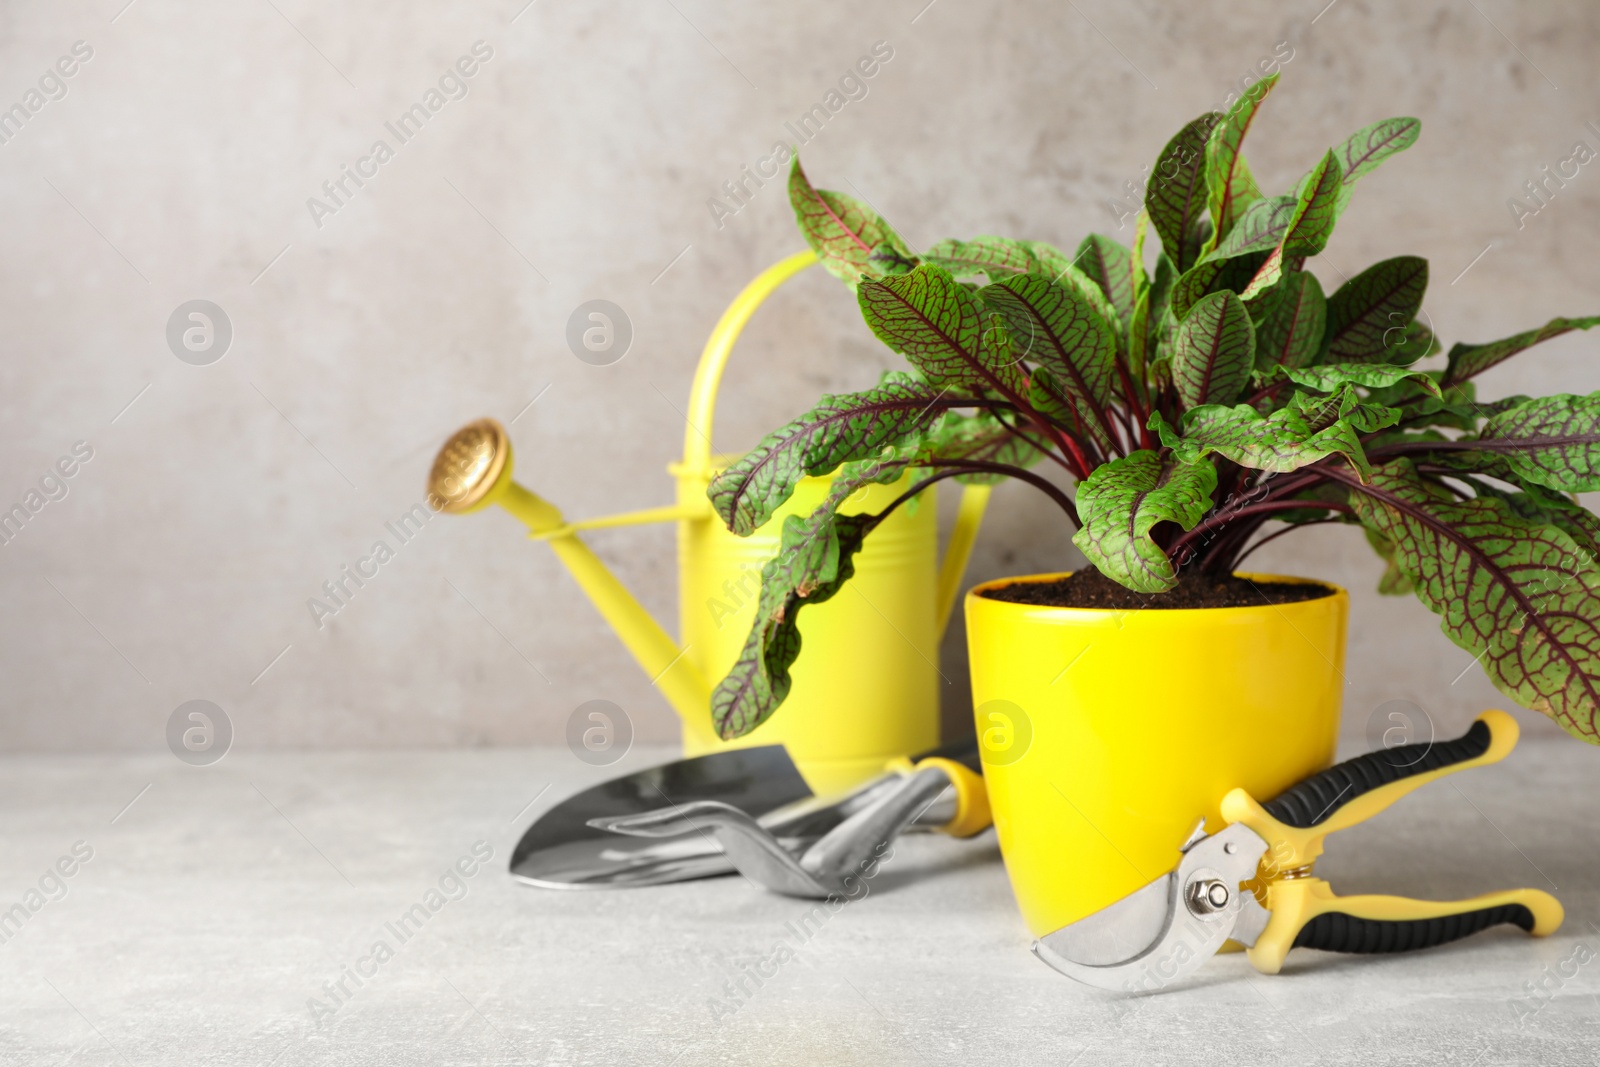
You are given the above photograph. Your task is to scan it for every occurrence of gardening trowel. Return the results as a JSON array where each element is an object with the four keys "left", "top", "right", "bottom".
[
  {"left": 1033, "top": 710, "right": 1563, "bottom": 991},
  {"left": 590, "top": 740, "right": 989, "bottom": 899},
  {"left": 512, "top": 737, "right": 989, "bottom": 889}
]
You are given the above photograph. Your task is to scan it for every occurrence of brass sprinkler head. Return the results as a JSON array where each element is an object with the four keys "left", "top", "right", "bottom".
[{"left": 429, "top": 418, "right": 512, "bottom": 514}]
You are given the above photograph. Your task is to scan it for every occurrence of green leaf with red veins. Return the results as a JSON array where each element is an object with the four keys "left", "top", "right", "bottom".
[
  {"left": 1442, "top": 315, "right": 1600, "bottom": 386},
  {"left": 1028, "top": 241, "right": 1127, "bottom": 338},
  {"left": 1283, "top": 150, "right": 1345, "bottom": 257},
  {"left": 1172, "top": 290, "right": 1256, "bottom": 408},
  {"left": 1170, "top": 196, "right": 1295, "bottom": 318},
  {"left": 1363, "top": 525, "right": 1415, "bottom": 595},
  {"left": 1072, "top": 450, "right": 1217, "bottom": 593},
  {"left": 869, "top": 241, "right": 919, "bottom": 277},
  {"left": 923, "top": 236, "right": 1039, "bottom": 281},
  {"left": 1281, "top": 363, "right": 1442, "bottom": 397},
  {"left": 707, "top": 374, "right": 954, "bottom": 536},
  {"left": 1204, "top": 72, "right": 1279, "bottom": 251},
  {"left": 1331, "top": 117, "right": 1421, "bottom": 213},
  {"left": 1145, "top": 112, "right": 1222, "bottom": 273},
  {"left": 1321, "top": 256, "right": 1429, "bottom": 364},
  {"left": 1075, "top": 234, "right": 1140, "bottom": 326},
  {"left": 1028, "top": 368, "right": 1115, "bottom": 452},
  {"left": 1252, "top": 271, "right": 1326, "bottom": 372},
  {"left": 1367, "top": 377, "right": 1481, "bottom": 431},
  {"left": 1478, "top": 392, "right": 1600, "bottom": 493},
  {"left": 1345, "top": 459, "right": 1600, "bottom": 744},
  {"left": 788, "top": 157, "right": 909, "bottom": 287},
  {"left": 1386, "top": 318, "right": 1438, "bottom": 365},
  {"left": 1288, "top": 383, "right": 1400, "bottom": 433},
  {"left": 1162, "top": 397, "right": 1392, "bottom": 479},
  {"left": 711, "top": 466, "right": 909, "bottom": 738},
  {"left": 857, "top": 264, "right": 1027, "bottom": 395},
  {"left": 980, "top": 272, "right": 1117, "bottom": 403},
  {"left": 1465, "top": 478, "right": 1600, "bottom": 564},
  {"left": 1242, "top": 150, "right": 1345, "bottom": 298}
]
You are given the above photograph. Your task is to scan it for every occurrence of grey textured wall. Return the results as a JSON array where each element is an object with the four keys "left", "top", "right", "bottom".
[{"left": 2, "top": 0, "right": 1596, "bottom": 751}]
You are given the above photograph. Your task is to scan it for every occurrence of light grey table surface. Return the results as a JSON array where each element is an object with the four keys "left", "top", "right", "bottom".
[{"left": 2, "top": 739, "right": 1596, "bottom": 1067}]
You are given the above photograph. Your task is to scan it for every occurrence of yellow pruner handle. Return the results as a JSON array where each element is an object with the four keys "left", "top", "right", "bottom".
[
  {"left": 1222, "top": 709, "right": 1521, "bottom": 872},
  {"left": 1248, "top": 878, "right": 1562, "bottom": 975}
]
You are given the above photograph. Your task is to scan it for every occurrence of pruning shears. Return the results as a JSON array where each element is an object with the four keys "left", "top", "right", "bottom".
[{"left": 1034, "top": 710, "right": 1563, "bottom": 991}]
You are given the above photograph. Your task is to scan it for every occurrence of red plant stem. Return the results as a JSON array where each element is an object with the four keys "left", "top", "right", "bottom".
[
  {"left": 994, "top": 413, "right": 1078, "bottom": 477},
  {"left": 1231, "top": 517, "right": 1343, "bottom": 569},
  {"left": 908, "top": 459, "right": 1081, "bottom": 528},
  {"left": 1243, "top": 377, "right": 1291, "bottom": 408},
  {"left": 1050, "top": 424, "right": 1095, "bottom": 480},
  {"left": 1195, "top": 522, "right": 1259, "bottom": 573},
  {"left": 1114, "top": 359, "right": 1149, "bottom": 432},
  {"left": 1166, "top": 498, "right": 1351, "bottom": 561},
  {"left": 1242, "top": 465, "right": 1339, "bottom": 502},
  {"left": 1201, "top": 501, "right": 1355, "bottom": 573},
  {"left": 980, "top": 369, "right": 1092, "bottom": 480},
  {"left": 1109, "top": 402, "right": 1140, "bottom": 455},
  {"left": 1027, "top": 374, "right": 1116, "bottom": 467}
]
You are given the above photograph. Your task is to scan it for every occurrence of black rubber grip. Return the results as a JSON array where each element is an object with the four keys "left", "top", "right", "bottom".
[
  {"left": 1263, "top": 719, "right": 1492, "bottom": 829},
  {"left": 1292, "top": 903, "right": 1536, "bottom": 954},
  {"left": 913, "top": 735, "right": 983, "bottom": 774}
]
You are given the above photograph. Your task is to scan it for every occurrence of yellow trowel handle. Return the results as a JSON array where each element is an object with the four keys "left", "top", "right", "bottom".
[
  {"left": 886, "top": 737, "right": 991, "bottom": 839},
  {"left": 1248, "top": 878, "right": 1562, "bottom": 975}
]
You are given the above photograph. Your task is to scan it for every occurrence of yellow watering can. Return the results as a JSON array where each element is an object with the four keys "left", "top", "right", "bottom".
[{"left": 427, "top": 250, "right": 992, "bottom": 794}]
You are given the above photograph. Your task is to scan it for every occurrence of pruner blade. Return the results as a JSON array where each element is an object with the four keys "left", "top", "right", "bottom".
[{"left": 1033, "top": 822, "right": 1271, "bottom": 992}]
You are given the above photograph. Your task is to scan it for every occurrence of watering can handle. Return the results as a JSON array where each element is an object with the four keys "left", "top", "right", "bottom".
[
  {"left": 682, "top": 249, "right": 819, "bottom": 474},
  {"left": 682, "top": 249, "right": 990, "bottom": 640}
]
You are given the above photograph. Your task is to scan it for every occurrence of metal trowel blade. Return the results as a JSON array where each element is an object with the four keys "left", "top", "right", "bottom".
[{"left": 509, "top": 745, "right": 813, "bottom": 888}]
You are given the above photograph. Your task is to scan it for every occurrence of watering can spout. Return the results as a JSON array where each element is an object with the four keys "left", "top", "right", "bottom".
[{"left": 428, "top": 418, "right": 718, "bottom": 745}]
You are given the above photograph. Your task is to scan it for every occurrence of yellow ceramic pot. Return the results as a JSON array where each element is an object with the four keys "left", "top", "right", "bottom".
[{"left": 964, "top": 571, "right": 1347, "bottom": 937}]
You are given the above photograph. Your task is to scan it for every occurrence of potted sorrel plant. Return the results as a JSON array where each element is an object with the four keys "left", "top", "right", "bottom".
[{"left": 703, "top": 73, "right": 1600, "bottom": 933}]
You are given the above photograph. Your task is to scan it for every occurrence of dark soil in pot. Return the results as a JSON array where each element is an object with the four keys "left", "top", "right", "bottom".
[{"left": 979, "top": 569, "right": 1335, "bottom": 610}]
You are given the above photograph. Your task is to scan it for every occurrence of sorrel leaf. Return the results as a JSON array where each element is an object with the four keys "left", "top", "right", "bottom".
[
  {"left": 1282, "top": 150, "right": 1345, "bottom": 257},
  {"left": 1170, "top": 196, "right": 1295, "bottom": 318},
  {"left": 980, "top": 272, "right": 1117, "bottom": 406},
  {"left": 1478, "top": 392, "right": 1600, "bottom": 493},
  {"left": 1072, "top": 450, "right": 1217, "bottom": 593},
  {"left": 923, "top": 236, "right": 1039, "bottom": 280},
  {"left": 857, "top": 264, "right": 1028, "bottom": 395},
  {"left": 1204, "top": 72, "right": 1279, "bottom": 250},
  {"left": 1145, "top": 112, "right": 1221, "bottom": 273},
  {"left": 789, "top": 157, "right": 908, "bottom": 287},
  {"left": 1281, "top": 363, "right": 1442, "bottom": 397},
  {"left": 1321, "top": 255, "right": 1429, "bottom": 364},
  {"left": 707, "top": 375, "right": 949, "bottom": 535},
  {"left": 1332, "top": 117, "right": 1421, "bottom": 212},
  {"left": 1252, "top": 271, "right": 1326, "bottom": 371},
  {"left": 1346, "top": 460, "right": 1600, "bottom": 742},
  {"left": 1161, "top": 398, "right": 1392, "bottom": 478},
  {"left": 1442, "top": 316, "right": 1600, "bottom": 386},
  {"left": 1241, "top": 150, "right": 1344, "bottom": 298},
  {"left": 1075, "top": 234, "right": 1140, "bottom": 325},
  {"left": 711, "top": 467, "right": 909, "bottom": 738},
  {"left": 1171, "top": 290, "right": 1255, "bottom": 408}
]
